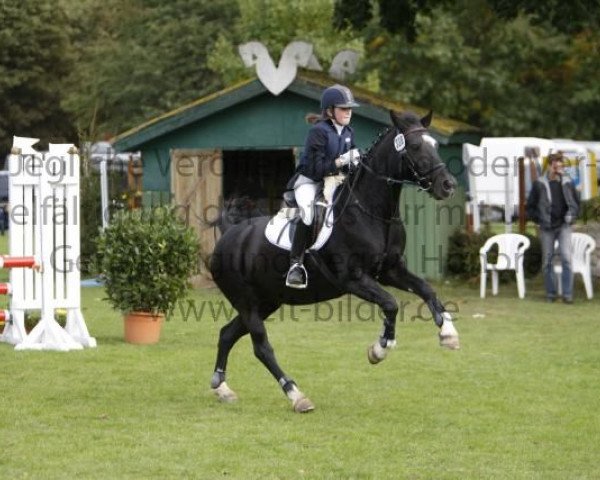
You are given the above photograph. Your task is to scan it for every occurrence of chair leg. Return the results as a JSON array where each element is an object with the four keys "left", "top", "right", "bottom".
[
  {"left": 480, "top": 270, "right": 487, "bottom": 298},
  {"left": 583, "top": 271, "right": 593, "bottom": 300},
  {"left": 491, "top": 271, "right": 499, "bottom": 296},
  {"left": 516, "top": 269, "right": 525, "bottom": 299}
]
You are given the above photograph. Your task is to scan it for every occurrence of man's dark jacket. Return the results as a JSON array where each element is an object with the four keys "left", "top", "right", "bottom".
[{"left": 526, "top": 173, "right": 580, "bottom": 230}]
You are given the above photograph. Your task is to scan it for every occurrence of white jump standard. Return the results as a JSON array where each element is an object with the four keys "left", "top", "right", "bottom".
[{"left": 0, "top": 137, "right": 96, "bottom": 351}]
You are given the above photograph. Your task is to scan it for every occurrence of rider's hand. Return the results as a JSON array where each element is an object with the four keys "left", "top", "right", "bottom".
[{"left": 335, "top": 149, "right": 361, "bottom": 168}]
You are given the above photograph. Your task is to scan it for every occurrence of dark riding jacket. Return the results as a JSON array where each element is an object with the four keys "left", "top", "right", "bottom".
[
  {"left": 287, "top": 119, "right": 356, "bottom": 187},
  {"left": 526, "top": 173, "right": 580, "bottom": 230}
]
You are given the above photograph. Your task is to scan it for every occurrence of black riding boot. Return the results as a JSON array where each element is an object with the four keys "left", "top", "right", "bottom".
[{"left": 286, "top": 221, "right": 310, "bottom": 289}]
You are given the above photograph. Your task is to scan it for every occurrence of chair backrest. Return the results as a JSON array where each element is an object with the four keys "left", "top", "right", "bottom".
[
  {"left": 480, "top": 233, "right": 531, "bottom": 270},
  {"left": 570, "top": 232, "right": 596, "bottom": 273}
]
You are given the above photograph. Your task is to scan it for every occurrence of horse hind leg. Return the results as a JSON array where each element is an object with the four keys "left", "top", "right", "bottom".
[
  {"left": 246, "top": 307, "right": 314, "bottom": 413},
  {"left": 211, "top": 315, "right": 248, "bottom": 403}
]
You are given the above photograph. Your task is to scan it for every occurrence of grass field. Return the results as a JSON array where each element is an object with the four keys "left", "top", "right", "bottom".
[{"left": 1, "top": 265, "right": 599, "bottom": 479}]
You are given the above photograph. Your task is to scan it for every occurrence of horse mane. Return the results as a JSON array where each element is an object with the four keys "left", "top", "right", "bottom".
[{"left": 361, "top": 111, "right": 423, "bottom": 160}]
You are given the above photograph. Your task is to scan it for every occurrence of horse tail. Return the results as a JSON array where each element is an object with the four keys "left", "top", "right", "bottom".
[{"left": 211, "top": 196, "right": 263, "bottom": 235}]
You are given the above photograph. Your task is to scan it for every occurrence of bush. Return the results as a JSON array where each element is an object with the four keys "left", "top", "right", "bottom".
[
  {"left": 96, "top": 207, "right": 200, "bottom": 314},
  {"left": 79, "top": 172, "right": 102, "bottom": 275},
  {"left": 447, "top": 227, "right": 493, "bottom": 280},
  {"left": 523, "top": 233, "right": 542, "bottom": 278},
  {"left": 580, "top": 196, "right": 600, "bottom": 225},
  {"left": 447, "top": 227, "right": 541, "bottom": 280}
]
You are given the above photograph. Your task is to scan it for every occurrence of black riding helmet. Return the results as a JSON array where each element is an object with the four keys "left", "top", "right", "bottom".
[{"left": 320, "top": 84, "right": 360, "bottom": 110}]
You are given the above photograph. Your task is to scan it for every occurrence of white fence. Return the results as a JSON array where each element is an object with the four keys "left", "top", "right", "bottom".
[{"left": 0, "top": 136, "right": 96, "bottom": 351}]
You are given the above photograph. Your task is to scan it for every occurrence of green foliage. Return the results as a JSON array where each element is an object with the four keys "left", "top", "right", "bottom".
[
  {"left": 0, "top": 0, "right": 76, "bottom": 160},
  {"left": 61, "top": 0, "right": 239, "bottom": 137},
  {"left": 488, "top": 0, "right": 600, "bottom": 34},
  {"left": 207, "top": 0, "right": 364, "bottom": 85},
  {"left": 96, "top": 207, "right": 200, "bottom": 314},
  {"left": 447, "top": 227, "right": 542, "bottom": 280},
  {"left": 580, "top": 194, "right": 600, "bottom": 225},
  {"left": 3, "top": 0, "right": 598, "bottom": 159},
  {"left": 79, "top": 171, "right": 103, "bottom": 275},
  {"left": 356, "top": 0, "right": 600, "bottom": 138},
  {"left": 447, "top": 227, "right": 494, "bottom": 279},
  {"left": 523, "top": 232, "right": 542, "bottom": 277}
]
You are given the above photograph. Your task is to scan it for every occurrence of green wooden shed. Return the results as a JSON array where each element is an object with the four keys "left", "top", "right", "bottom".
[{"left": 112, "top": 71, "right": 480, "bottom": 279}]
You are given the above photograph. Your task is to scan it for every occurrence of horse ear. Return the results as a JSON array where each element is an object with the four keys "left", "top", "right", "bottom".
[
  {"left": 389, "top": 110, "right": 401, "bottom": 128},
  {"left": 420, "top": 110, "right": 433, "bottom": 128}
]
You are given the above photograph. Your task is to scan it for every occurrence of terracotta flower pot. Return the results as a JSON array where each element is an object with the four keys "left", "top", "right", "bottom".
[{"left": 124, "top": 311, "right": 164, "bottom": 344}]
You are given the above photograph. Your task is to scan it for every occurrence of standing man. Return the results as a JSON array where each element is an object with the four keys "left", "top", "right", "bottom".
[{"left": 526, "top": 152, "right": 580, "bottom": 303}]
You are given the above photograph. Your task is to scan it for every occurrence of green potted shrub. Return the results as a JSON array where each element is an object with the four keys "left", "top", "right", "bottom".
[{"left": 96, "top": 207, "right": 200, "bottom": 344}]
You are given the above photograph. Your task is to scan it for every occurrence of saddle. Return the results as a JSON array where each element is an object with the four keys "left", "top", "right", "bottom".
[{"left": 264, "top": 174, "right": 346, "bottom": 251}]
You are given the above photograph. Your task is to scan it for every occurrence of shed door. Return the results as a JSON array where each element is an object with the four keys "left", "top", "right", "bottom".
[{"left": 170, "top": 148, "right": 222, "bottom": 287}]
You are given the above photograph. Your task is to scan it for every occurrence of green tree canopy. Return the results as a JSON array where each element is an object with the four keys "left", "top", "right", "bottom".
[
  {"left": 1, "top": 0, "right": 598, "bottom": 152},
  {"left": 0, "top": 0, "right": 75, "bottom": 159},
  {"left": 61, "top": 0, "right": 239, "bottom": 138}
]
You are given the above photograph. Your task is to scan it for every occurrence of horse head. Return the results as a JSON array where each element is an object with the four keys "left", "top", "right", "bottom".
[{"left": 378, "top": 110, "right": 457, "bottom": 200}]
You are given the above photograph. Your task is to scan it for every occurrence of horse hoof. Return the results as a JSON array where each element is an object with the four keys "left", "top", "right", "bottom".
[
  {"left": 367, "top": 345, "right": 381, "bottom": 364},
  {"left": 439, "top": 334, "right": 460, "bottom": 350},
  {"left": 367, "top": 343, "right": 387, "bottom": 364},
  {"left": 213, "top": 382, "right": 238, "bottom": 403},
  {"left": 293, "top": 396, "right": 315, "bottom": 413}
]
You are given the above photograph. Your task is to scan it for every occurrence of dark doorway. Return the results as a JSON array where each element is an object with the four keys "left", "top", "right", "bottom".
[{"left": 223, "top": 149, "right": 295, "bottom": 214}]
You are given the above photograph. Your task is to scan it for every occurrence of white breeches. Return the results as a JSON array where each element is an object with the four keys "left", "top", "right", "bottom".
[{"left": 294, "top": 176, "right": 319, "bottom": 226}]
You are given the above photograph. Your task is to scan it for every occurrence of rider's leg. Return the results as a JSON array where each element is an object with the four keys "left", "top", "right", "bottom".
[{"left": 286, "top": 180, "right": 317, "bottom": 288}]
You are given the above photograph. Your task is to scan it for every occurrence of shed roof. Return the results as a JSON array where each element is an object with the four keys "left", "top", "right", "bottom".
[{"left": 112, "top": 71, "right": 479, "bottom": 152}]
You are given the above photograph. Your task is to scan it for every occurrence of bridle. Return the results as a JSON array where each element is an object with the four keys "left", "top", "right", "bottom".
[
  {"left": 355, "top": 127, "right": 447, "bottom": 192},
  {"left": 332, "top": 125, "right": 447, "bottom": 224}
]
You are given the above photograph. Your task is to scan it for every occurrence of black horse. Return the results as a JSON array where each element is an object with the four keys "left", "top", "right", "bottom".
[{"left": 209, "top": 110, "right": 460, "bottom": 412}]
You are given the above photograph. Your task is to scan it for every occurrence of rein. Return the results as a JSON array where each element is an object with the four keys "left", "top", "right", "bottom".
[
  {"left": 338, "top": 126, "right": 446, "bottom": 224},
  {"left": 356, "top": 127, "right": 445, "bottom": 192}
]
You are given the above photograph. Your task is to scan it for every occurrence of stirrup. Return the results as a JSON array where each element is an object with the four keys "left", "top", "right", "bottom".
[{"left": 286, "top": 263, "right": 308, "bottom": 289}]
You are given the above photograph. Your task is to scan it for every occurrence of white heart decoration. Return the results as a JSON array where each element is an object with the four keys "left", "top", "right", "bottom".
[{"left": 238, "top": 41, "right": 314, "bottom": 96}]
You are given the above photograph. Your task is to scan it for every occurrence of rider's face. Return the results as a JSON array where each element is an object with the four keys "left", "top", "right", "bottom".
[{"left": 333, "top": 107, "right": 352, "bottom": 126}]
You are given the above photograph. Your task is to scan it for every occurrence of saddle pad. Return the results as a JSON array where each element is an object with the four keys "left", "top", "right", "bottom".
[
  {"left": 265, "top": 206, "right": 334, "bottom": 251},
  {"left": 265, "top": 175, "right": 344, "bottom": 251}
]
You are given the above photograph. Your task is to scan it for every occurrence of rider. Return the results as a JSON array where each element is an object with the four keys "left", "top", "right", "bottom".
[{"left": 285, "top": 84, "right": 361, "bottom": 289}]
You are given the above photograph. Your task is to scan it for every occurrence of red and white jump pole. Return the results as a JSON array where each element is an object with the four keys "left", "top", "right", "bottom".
[
  {"left": 0, "top": 256, "right": 39, "bottom": 270},
  {"left": 0, "top": 282, "right": 13, "bottom": 295}
]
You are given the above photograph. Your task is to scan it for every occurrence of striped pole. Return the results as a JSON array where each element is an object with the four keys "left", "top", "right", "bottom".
[
  {"left": 0, "top": 283, "right": 11, "bottom": 295},
  {"left": 0, "top": 310, "right": 10, "bottom": 325},
  {"left": 0, "top": 256, "right": 38, "bottom": 269}
]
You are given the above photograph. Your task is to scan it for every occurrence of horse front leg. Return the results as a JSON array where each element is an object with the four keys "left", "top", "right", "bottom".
[
  {"left": 380, "top": 263, "right": 460, "bottom": 350},
  {"left": 345, "top": 275, "right": 399, "bottom": 364}
]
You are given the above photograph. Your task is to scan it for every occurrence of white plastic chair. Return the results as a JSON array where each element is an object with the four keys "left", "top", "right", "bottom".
[
  {"left": 480, "top": 233, "right": 531, "bottom": 299},
  {"left": 554, "top": 232, "right": 596, "bottom": 299}
]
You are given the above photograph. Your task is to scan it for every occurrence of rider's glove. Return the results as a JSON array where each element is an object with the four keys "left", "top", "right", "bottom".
[{"left": 335, "top": 149, "right": 361, "bottom": 168}]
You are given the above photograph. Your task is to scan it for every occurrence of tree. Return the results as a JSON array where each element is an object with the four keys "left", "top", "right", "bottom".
[
  {"left": 0, "top": 0, "right": 76, "bottom": 161},
  {"left": 207, "top": 0, "right": 364, "bottom": 86},
  {"left": 335, "top": 0, "right": 600, "bottom": 40},
  {"left": 61, "top": 0, "right": 239, "bottom": 139},
  {"left": 353, "top": 0, "right": 600, "bottom": 138}
]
